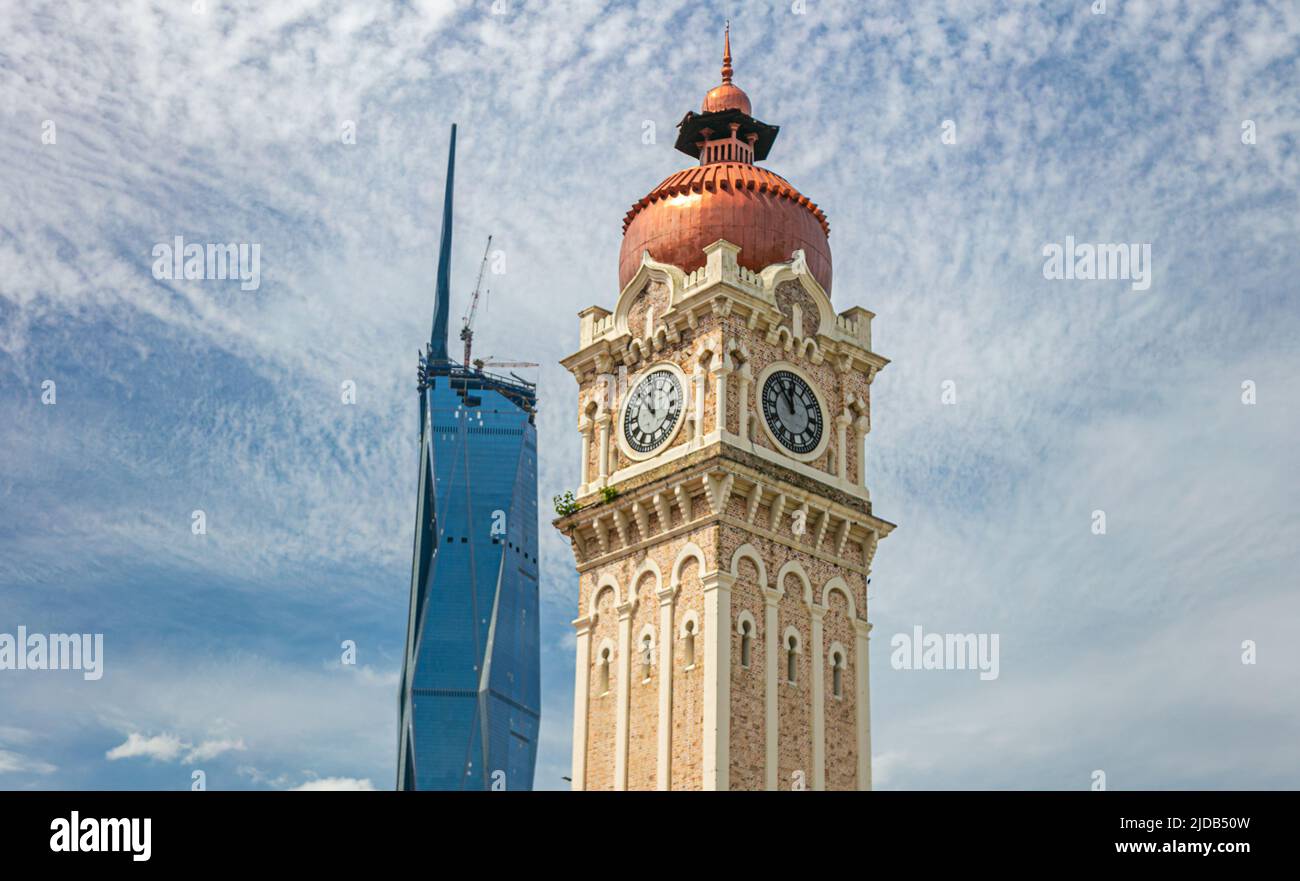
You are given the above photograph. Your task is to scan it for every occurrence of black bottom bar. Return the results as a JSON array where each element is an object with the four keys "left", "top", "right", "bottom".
[{"left": 4, "top": 791, "right": 1284, "bottom": 866}]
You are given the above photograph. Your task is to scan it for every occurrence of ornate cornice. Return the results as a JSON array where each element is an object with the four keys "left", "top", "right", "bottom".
[{"left": 554, "top": 448, "right": 894, "bottom": 574}]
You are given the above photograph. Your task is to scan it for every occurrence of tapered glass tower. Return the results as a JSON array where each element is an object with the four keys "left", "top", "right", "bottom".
[{"left": 398, "top": 125, "right": 541, "bottom": 791}]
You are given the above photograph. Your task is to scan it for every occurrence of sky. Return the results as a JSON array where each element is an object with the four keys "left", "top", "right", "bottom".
[{"left": 1, "top": 0, "right": 1297, "bottom": 791}]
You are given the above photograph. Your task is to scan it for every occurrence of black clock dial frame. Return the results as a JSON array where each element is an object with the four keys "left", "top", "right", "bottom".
[
  {"left": 622, "top": 369, "right": 683, "bottom": 454},
  {"left": 761, "top": 369, "right": 824, "bottom": 455}
]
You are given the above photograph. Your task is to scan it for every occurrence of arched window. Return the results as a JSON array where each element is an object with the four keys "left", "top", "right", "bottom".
[
  {"left": 640, "top": 633, "right": 653, "bottom": 682},
  {"left": 683, "top": 619, "right": 696, "bottom": 668},
  {"left": 831, "top": 650, "right": 844, "bottom": 698},
  {"left": 740, "top": 619, "right": 753, "bottom": 669},
  {"left": 599, "top": 646, "right": 612, "bottom": 695},
  {"left": 786, "top": 635, "right": 798, "bottom": 684}
]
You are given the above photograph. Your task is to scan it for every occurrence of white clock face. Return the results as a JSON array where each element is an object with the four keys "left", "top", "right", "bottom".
[
  {"left": 623, "top": 369, "right": 683, "bottom": 454},
  {"left": 761, "top": 370, "right": 824, "bottom": 454}
]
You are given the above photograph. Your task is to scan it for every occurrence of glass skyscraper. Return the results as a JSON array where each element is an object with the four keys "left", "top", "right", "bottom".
[{"left": 397, "top": 125, "right": 541, "bottom": 791}]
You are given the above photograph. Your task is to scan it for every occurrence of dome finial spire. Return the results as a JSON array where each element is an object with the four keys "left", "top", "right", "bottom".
[
  {"left": 721, "top": 21, "right": 733, "bottom": 84},
  {"left": 701, "top": 21, "right": 752, "bottom": 116}
]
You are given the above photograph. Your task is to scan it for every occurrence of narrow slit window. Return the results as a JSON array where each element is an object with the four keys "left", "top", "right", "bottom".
[
  {"left": 641, "top": 634, "right": 653, "bottom": 682},
  {"left": 599, "top": 647, "right": 611, "bottom": 695}
]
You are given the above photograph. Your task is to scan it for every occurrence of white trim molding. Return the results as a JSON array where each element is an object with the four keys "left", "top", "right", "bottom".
[
  {"left": 701, "top": 570, "right": 734, "bottom": 790},
  {"left": 734, "top": 609, "right": 758, "bottom": 637},
  {"left": 819, "top": 576, "right": 857, "bottom": 619},
  {"left": 776, "top": 559, "right": 814, "bottom": 607},
  {"left": 854, "top": 618, "right": 873, "bottom": 791},
  {"left": 729, "top": 542, "right": 769, "bottom": 587},
  {"left": 671, "top": 541, "right": 708, "bottom": 587},
  {"left": 630, "top": 556, "right": 664, "bottom": 596},
  {"left": 735, "top": 610, "right": 758, "bottom": 671},
  {"left": 678, "top": 609, "right": 702, "bottom": 640},
  {"left": 655, "top": 582, "right": 678, "bottom": 790},
  {"left": 827, "top": 640, "right": 848, "bottom": 700},
  {"left": 589, "top": 572, "right": 622, "bottom": 617},
  {"left": 635, "top": 622, "right": 657, "bottom": 681},
  {"left": 782, "top": 625, "right": 803, "bottom": 683},
  {"left": 613, "top": 598, "right": 637, "bottom": 790},
  {"left": 761, "top": 573, "right": 784, "bottom": 791},
  {"left": 595, "top": 637, "right": 616, "bottom": 695},
  {"left": 571, "top": 614, "right": 596, "bottom": 791},
  {"left": 809, "top": 602, "right": 827, "bottom": 791}
]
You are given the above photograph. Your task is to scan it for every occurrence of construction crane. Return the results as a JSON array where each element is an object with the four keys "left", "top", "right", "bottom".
[
  {"left": 459, "top": 235, "right": 493, "bottom": 367},
  {"left": 474, "top": 358, "right": 539, "bottom": 370},
  {"left": 474, "top": 357, "right": 540, "bottom": 389}
]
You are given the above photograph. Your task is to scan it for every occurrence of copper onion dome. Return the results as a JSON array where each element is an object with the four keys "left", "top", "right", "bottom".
[{"left": 619, "top": 24, "right": 832, "bottom": 294}]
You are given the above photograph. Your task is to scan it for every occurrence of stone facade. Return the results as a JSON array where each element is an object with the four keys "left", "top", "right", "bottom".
[{"left": 557, "top": 241, "right": 894, "bottom": 790}]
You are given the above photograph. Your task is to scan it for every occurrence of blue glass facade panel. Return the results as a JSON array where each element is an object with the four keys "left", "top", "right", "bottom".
[{"left": 398, "top": 368, "right": 540, "bottom": 791}]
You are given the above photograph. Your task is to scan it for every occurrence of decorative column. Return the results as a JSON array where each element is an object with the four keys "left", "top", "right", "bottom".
[
  {"left": 711, "top": 351, "right": 731, "bottom": 436},
  {"left": 810, "top": 602, "right": 827, "bottom": 791},
  {"left": 835, "top": 411, "right": 851, "bottom": 481},
  {"left": 701, "top": 570, "right": 734, "bottom": 791},
  {"left": 655, "top": 584, "right": 678, "bottom": 790},
  {"left": 578, "top": 417, "right": 593, "bottom": 494},
  {"left": 762, "top": 585, "right": 782, "bottom": 791},
  {"left": 854, "top": 618, "right": 873, "bottom": 791},
  {"left": 596, "top": 413, "right": 611, "bottom": 485},
  {"left": 613, "top": 599, "right": 636, "bottom": 790},
  {"left": 736, "top": 362, "right": 752, "bottom": 441},
  {"left": 692, "top": 364, "right": 706, "bottom": 446},
  {"left": 570, "top": 614, "right": 595, "bottom": 791},
  {"left": 854, "top": 415, "right": 870, "bottom": 488}
]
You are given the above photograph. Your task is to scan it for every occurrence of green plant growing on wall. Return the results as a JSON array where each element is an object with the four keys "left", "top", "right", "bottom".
[
  {"left": 553, "top": 490, "right": 579, "bottom": 517},
  {"left": 600, "top": 485, "right": 620, "bottom": 503}
]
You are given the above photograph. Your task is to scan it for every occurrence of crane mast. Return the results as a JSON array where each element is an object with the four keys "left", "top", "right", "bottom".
[{"left": 459, "top": 235, "right": 493, "bottom": 367}]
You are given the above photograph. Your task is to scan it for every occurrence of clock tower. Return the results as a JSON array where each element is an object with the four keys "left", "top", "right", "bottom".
[{"left": 554, "top": 27, "right": 895, "bottom": 791}]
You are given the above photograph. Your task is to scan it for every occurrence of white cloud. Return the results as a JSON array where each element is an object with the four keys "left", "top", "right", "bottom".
[
  {"left": 105, "top": 732, "right": 186, "bottom": 763},
  {"left": 0, "top": 726, "right": 36, "bottom": 746},
  {"left": 337, "top": 664, "right": 401, "bottom": 688},
  {"left": 7, "top": 653, "right": 396, "bottom": 788},
  {"left": 184, "top": 738, "right": 248, "bottom": 764},
  {"left": 0, "top": 749, "right": 57, "bottom": 775},
  {"left": 104, "top": 732, "right": 246, "bottom": 765},
  {"left": 290, "top": 777, "right": 376, "bottom": 791},
  {"left": 871, "top": 751, "right": 924, "bottom": 790},
  {"left": 0, "top": 727, "right": 56, "bottom": 775}
]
